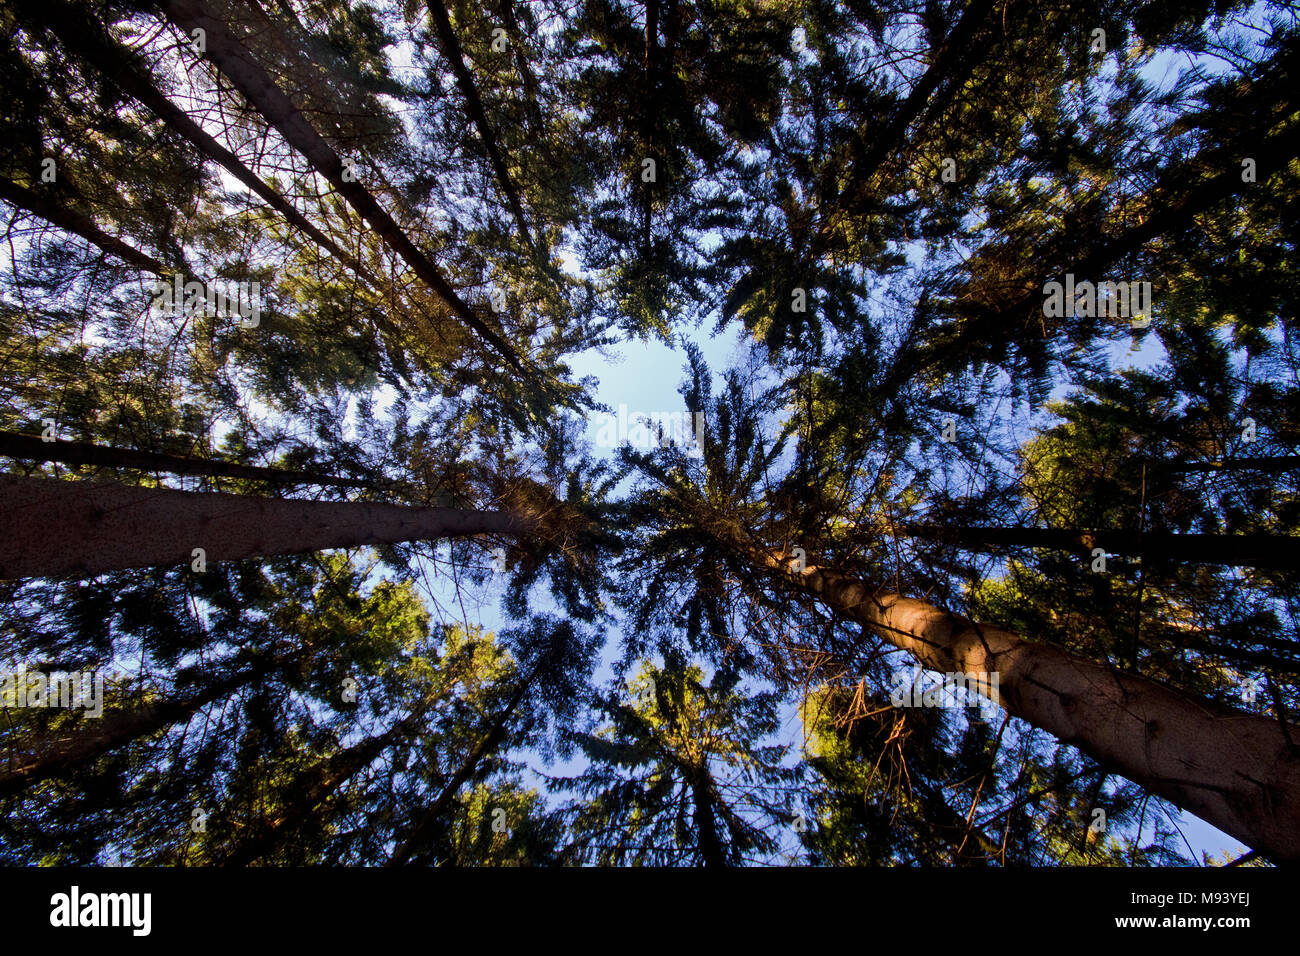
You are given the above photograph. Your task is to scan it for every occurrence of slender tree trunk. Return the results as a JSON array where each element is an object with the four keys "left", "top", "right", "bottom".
[
  {"left": 915, "top": 38, "right": 1300, "bottom": 380},
  {"left": 663, "top": 0, "right": 678, "bottom": 65},
  {"left": 425, "top": 0, "right": 534, "bottom": 249},
  {"left": 0, "top": 655, "right": 280, "bottom": 797},
  {"left": 221, "top": 713, "right": 421, "bottom": 865},
  {"left": 11, "top": 0, "right": 383, "bottom": 291},
  {"left": 907, "top": 524, "right": 1300, "bottom": 572},
  {"left": 495, "top": 0, "right": 547, "bottom": 138},
  {"left": 826, "top": 0, "right": 995, "bottom": 234},
  {"left": 747, "top": 545, "right": 1300, "bottom": 863},
  {"left": 933, "top": 117, "right": 1300, "bottom": 374},
  {"left": 0, "top": 430, "right": 378, "bottom": 491},
  {"left": 0, "top": 474, "right": 538, "bottom": 579},
  {"left": 159, "top": 0, "right": 524, "bottom": 373},
  {"left": 689, "top": 770, "right": 726, "bottom": 868},
  {"left": 1072, "top": 120, "right": 1300, "bottom": 280},
  {"left": 887, "top": 767, "right": 1011, "bottom": 864},
  {"left": 0, "top": 174, "right": 164, "bottom": 273},
  {"left": 1169, "top": 457, "right": 1300, "bottom": 474},
  {"left": 387, "top": 663, "right": 538, "bottom": 866},
  {"left": 641, "top": 0, "right": 659, "bottom": 255}
]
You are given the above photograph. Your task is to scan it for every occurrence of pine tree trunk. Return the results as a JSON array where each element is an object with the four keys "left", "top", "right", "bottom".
[
  {"left": 0, "top": 656, "right": 280, "bottom": 797},
  {"left": 0, "top": 474, "right": 538, "bottom": 579},
  {"left": 933, "top": 110, "right": 1300, "bottom": 375},
  {"left": 910, "top": 773, "right": 1010, "bottom": 865},
  {"left": 0, "top": 175, "right": 164, "bottom": 273},
  {"left": 494, "top": 0, "right": 547, "bottom": 138},
  {"left": 750, "top": 546, "right": 1300, "bottom": 863},
  {"left": 10, "top": 0, "right": 381, "bottom": 289},
  {"left": 1169, "top": 457, "right": 1300, "bottom": 474},
  {"left": 641, "top": 0, "right": 659, "bottom": 255},
  {"left": 159, "top": 0, "right": 524, "bottom": 373},
  {"left": 387, "top": 665, "right": 537, "bottom": 866},
  {"left": 425, "top": 0, "right": 534, "bottom": 249},
  {"left": 0, "top": 430, "right": 378, "bottom": 490},
  {"left": 907, "top": 524, "right": 1300, "bottom": 571},
  {"left": 689, "top": 771, "right": 726, "bottom": 868},
  {"left": 827, "top": 0, "right": 995, "bottom": 233},
  {"left": 221, "top": 713, "right": 420, "bottom": 865}
]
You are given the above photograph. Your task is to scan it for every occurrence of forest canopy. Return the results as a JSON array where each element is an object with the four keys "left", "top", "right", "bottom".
[{"left": 1, "top": 0, "right": 1299, "bottom": 867}]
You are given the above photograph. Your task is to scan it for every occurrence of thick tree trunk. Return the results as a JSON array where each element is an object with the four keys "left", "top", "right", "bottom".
[
  {"left": 159, "top": 0, "right": 524, "bottom": 373},
  {"left": 425, "top": 0, "right": 534, "bottom": 249},
  {"left": 0, "top": 474, "right": 538, "bottom": 580},
  {"left": 0, "top": 430, "right": 377, "bottom": 490},
  {"left": 907, "top": 524, "right": 1300, "bottom": 572},
  {"left": 0, "top": 174, "right": 164, "bottom": 273},
  {"left": 751, "top": 547, "right": 1300, "bottom": 863}
]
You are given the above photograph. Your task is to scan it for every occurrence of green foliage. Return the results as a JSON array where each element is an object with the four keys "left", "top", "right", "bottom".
[{"left": 1, "top": 0, "right": 1296, "bottom": 867}]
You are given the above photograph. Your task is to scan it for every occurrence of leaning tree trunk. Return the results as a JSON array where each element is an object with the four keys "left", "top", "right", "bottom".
[
  {"left": 387, "top": 662, "right": 539, "bottom": 866},
  {"left": 0, "top": 653, "right": 284, "bottom": 797},
  {"left": 159, "top": 0, "right": 523, "bottom": 373},
  {"left": 0, "top": 431, "right": 378, "bottom": 491},
  {"left": 748, "top": 546, "right": 1300, "bottom": 864},
  {"left": 425, "top": 0, "right": 535, "bottom": 249},
  {"left": 1168, "top": 457, "right": 1300, "bottom": 474},
  {"left": 221, "top": 712, "right": 423, "bottom": 866},
  {"left": 10, "top": 0, "right": 382, "bottom": 289},
  {"left": 907, "top": 524, "right": 1300, "bottom": 572},
  {"left": 836, "top": 0, "right": 996, "bottom": 209},
  {"left": 0, "top": 475, "right": 538, "bottom": 579},
  {"left": 0, "top": 174, "right": 164, "bottom": 273},
  {"left": 912, "top": 773, "right": 1010, "bottom": 865}
]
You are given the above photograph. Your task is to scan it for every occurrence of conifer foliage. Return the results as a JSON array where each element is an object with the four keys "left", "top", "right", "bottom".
[{"left": 1, "top": 0, "right": 1298, "bottom": 866}]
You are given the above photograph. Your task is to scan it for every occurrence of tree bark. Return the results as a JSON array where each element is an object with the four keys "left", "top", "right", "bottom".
[
  {"left": 425, "top": 0, "right": 535, "bottom": 249},
  {"left": 748, "top": 545, "right": 1300, "bottom": 863},
  {"left": 11, "top": 0, "right": 384, "bottom": 291},
  {"left": 929, "top": 116, "right": 1300, "bottom": 376},
  {"left": 387, "top": 663, "right": 538, "bottom": 866},
  {"left": 0, "top": 430, "right": 378, "bottom": 491},
  {"left": 911, "top": 773, "right": 1009, "bottom": 865},
  {"left": 0, "top": 654, "right": 281, "bottom": 797},
  {"left": 495, "top": 0, "right": 547, "bottom": 138},
  {"left": 641, "top": 0, "right": 659, "bottom": 254},
  {"left": 0, "top": 474, "right": 539, "bottom": 580},
  {"left": 689, "top": 769, "right": 726, "bottom": 868},
  {"left": 907, "top": 524, "right": 1300, "bottom": 572},
  {"left": 1168, "top": 457, "right": 1300, "bottom": 474},
  {"left": 159, "top": 0, "right": 524, "bottom": 373},
  {"left": 0, "top": 174, "right": 164, "bottom": 273},
  {"left": 221, "top": 713, "right": 421, "bottom": 865},
  {"left": 825, "top": 0, "right": 996, "bottom": 233}
]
